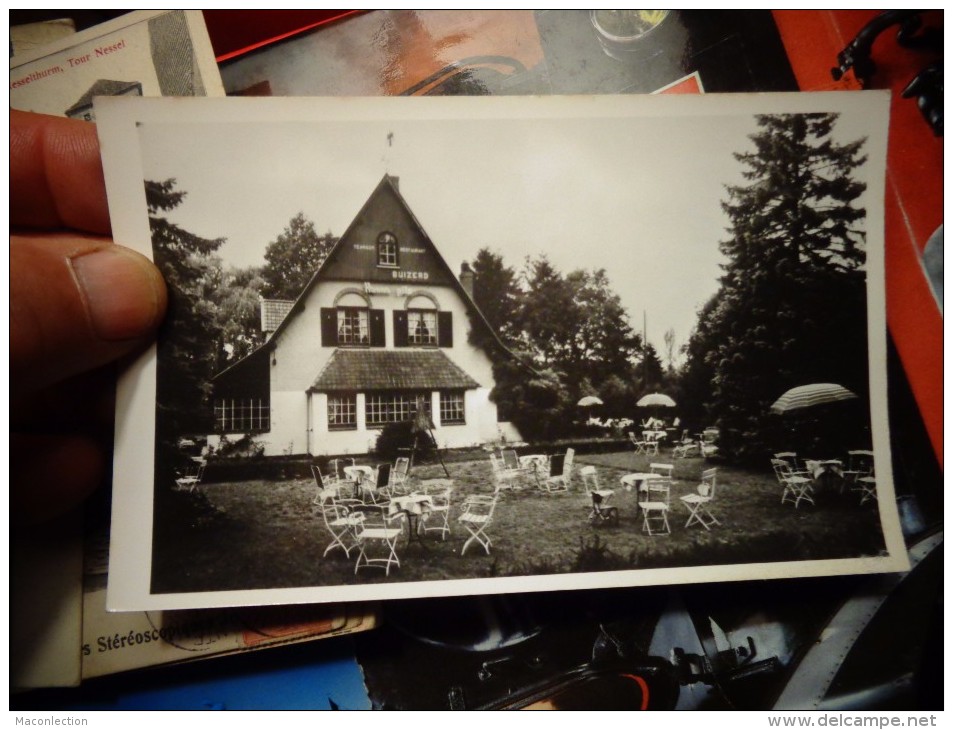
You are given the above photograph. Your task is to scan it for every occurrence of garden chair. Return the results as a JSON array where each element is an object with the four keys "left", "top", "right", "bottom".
[
  {"left": 774, "top": 453, "right": 812, "bottom": 482},
  {"left": 541, "top": 448, "right": 574, "bottom": 493},
  {"left": 638, "top": 478, "right": 671, "bottom": 535},
  {"left": 847, "top": 449, "right": 874, "bottom": 474},
  {"left": 459, "top": 494, "right": 498, "bottom": 556},
  {"left": 680, "top": 467, "right": 719, "bottom": 530},
  {"left": 672, "top": 431, "right": 698, "bottom": 459},
  {"left": 589, "top": 492, "right": 619, "bottom": 526},
  {"left": 489, "top": 452, "right": 524, "bottom": 493},
  {"left": 773, "top": 452, "right": 799, "bottom": 471},
  {"left": 316, "top": 486, "right": 365, "bottom": 559},
  {"left": 500, "top": 448, "right": 518, "bottom": 470},
  {"left": 699, "top": 428, "right": 720, "bottom": 459},
  {"left": 771, "top": 459, "right": 814, "bottom": 509},
  {"left": 642, "top": 431, "right": 661, "bottom": 456},
  {"left": 174, "top": 459, "right": 206, "bottom": 493},
  {"left": 843, "top": 449, "right": 874, "bottom": 498},
  {"left": 628, "top": 431, "right": 647, "bottom": 455},
  {"left": 856, "top": 474, "right": 878, "bottom": 505},
  {"left": 353, "top": 505, "right": 406, "bottom": 576},
  {"left": 420, "top": 484, "right": 453, "bottom": 541},
  {"left": 327, "top": 457, "right": 355, "bottom": 484},
  {"left": 649, "top": 462, "right": 675, "bottom": 481},
  {"left": 579, "top": 466, "right": 617, "bottom": 525},
  {"left": 359, "top": 463, "right": 392, "bottom": 504},
  {"left": 311, "top": 465, "right": 360, "bottom": 506},
  {"left": 390, "top": 457, "right": 412, "bottom": 496}
]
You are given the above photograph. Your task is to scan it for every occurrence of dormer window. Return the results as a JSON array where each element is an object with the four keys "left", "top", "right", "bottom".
[{"left": 377, "top": 232, "right": 398, "bottom": 267}]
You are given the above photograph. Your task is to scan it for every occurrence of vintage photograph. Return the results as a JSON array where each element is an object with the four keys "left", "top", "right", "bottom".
[{"left": 96, "top": 93, "right": 904, "bottom": 611}]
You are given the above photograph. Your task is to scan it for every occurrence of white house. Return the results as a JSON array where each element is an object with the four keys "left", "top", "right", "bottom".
[{"left": 208, "top": 174, "right": 522, "bottom": 457}]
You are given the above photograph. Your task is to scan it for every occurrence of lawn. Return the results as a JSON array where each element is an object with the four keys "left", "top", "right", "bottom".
[{"left": 151, "top": 450, "right": 886, "bottom": 595}]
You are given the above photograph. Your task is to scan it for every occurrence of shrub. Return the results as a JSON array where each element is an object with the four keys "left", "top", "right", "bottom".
[
  {"left": 212, "top": 433, "right": 265, "bottom": 460},
  {"left": 374, "top": 421, "right": 435, "bottom": 463}
]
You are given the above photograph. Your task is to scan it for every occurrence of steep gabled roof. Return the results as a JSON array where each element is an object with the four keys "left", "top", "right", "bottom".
[{"left": 212, "top": 174, "right": 526, "bottom": 384}]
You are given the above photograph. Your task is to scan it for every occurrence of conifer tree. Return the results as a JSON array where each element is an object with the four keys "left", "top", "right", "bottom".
[{"left": 688, "top": 113, "right": 870, "bottom": 460}]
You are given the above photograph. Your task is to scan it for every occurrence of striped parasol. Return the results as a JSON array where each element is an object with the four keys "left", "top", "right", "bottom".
[{"left": 769, "top": 383, "right": 858, "bottom": 414}]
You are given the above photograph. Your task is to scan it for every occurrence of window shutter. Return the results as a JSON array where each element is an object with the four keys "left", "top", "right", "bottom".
[
  {"left": 320, "top": 308, "right": 337, "bottom": 346},
  {"left": 393, "top": 310, "right": 409, "bottom": 347},
  {"left": 438, "top": 311, "right": 453, "bottom": 347},
  {"left": 370, "top": 309, "right": 385, "bottom": 347}
]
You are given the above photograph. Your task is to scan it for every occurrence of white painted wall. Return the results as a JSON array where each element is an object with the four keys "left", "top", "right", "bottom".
[{"left": 260, "top": 279, "right": 513, "bottom": 456}]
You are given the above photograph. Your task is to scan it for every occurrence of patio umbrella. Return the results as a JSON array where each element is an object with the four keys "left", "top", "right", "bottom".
[
  {"left": 636, "top": 393, "right": 676, "bottom": 408},
  {"left": 577, "top": 395, "right": 604, "bottom": 407},
  {"left": 769, "top": 383, "right": 858, "bottom": 414}
]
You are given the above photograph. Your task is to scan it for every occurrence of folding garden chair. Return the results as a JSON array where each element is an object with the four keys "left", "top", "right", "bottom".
[
  {"left": 638, "top": 478, "right": 671, "bottom": 535},
  {"left": 359, "top": 463, "right": 392, "bottom": 504},
  {"left": 672, "top": 431, "right": 699, "bottom": 459},
  {"left": 459, "top": 495, "right": 498, "bottom": 556},
  {"left": 327, "top": 457, "right": 355, "bottom": 484},
  {"left": 649, "top": 462, "right": 675, "bottom": 481},
  {"left": 391, "top": 456, "right": 412, "bottom": 496},
  {"left": 771, "top": 459, "right": 814, "bottom": 509},
  {"left": 542, "top": 448, "right": 574, "bottom": 493},
  {"left": 856, "top": 475, "right": 878, "bottom": 505},
  {"left": 420, "top": 484, "right": 453, "bottom": 540},
  {"left": 353, "top": 506, "right": 406, "bottom": 576},
  {"left": 642, "top": 431, "right": 660, "bottom": 456},
  {"left": 489, "top": 452, "right": 524, "bottom": 493},
  {"left": 579, "top": 465, "right": 617, "bottom": 524},
  {"left": 589, "top": 492, "right": 619, "bottom": 526},
  {"left": 316, "top": 487, "right": 365, "bottom": 558},
  {"left": 628, "top": 431, "right": 647, "bottom": 455},
  {"left": 680, "top": 467, "right": 719, "bottom": 529},
  {"left": 174, "top": 459, "right": 206, "bottom": 493}
]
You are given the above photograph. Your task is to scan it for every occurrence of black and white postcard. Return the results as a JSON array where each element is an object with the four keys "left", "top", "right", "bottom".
[{"left": 96, "top": 93, "right": 906, "bottom": 611}]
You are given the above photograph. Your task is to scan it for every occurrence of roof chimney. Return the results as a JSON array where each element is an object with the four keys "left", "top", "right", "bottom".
[{"left": 459, "top": 262, "right": 475, "bottom": 299}]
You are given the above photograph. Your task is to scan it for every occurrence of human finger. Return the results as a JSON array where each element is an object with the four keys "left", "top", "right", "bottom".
[
  {"left": 10, "top": 432, "right": 107, "bottom": 524},
  {"left": 10, "top": 109, "right": 110, "bottom": 234},
  {"left": 11, "top": 233, "right": 167, "bottom": 395}
]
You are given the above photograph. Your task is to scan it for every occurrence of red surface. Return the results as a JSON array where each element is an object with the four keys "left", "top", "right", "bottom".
[
  {"left": 775, "top": 11, "right": 943, "bottom": 466},
  {"left": 202, "top": 10, "right": 361, "bottom": 62}
]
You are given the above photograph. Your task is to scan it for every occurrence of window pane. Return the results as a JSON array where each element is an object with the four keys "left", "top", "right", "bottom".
[
  {"left": 366, "top": 392, "right": 431, "bottom": 427},
  {"left": 214, "top": 398, "right": 271, "bottom": 432},
  {"left": 337, "top": 308, "right": 369, "bottom": 344},
  {"left": 440, "top": 391, "right": 465, "bottom": 425},
  {"left": 408, "top": 310, "right": 437, "bottom": 345},
  {"left": 328, "top": 394, "right": 357, "bottom": 430}
]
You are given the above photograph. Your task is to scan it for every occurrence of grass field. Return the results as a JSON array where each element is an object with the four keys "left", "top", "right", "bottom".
[{"left": 151, "top": 450, "right": 886, "bottom": 594}]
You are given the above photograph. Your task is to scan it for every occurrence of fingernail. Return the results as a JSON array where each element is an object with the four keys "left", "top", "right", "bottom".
[{"left": 71, "top": 247, "right": 162, "bottom": 341}]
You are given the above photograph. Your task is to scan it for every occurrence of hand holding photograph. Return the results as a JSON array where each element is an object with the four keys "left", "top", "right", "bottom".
[{"left": 96, "top": 93, "right": 905, "bottom": 611}]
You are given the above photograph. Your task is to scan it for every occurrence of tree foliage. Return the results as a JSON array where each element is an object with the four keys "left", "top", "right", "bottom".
[
  {"left": 681, "top": 113, "right": 870, "bottom": 462},
  {"left": 470, "top": 248, "right": 521, "bottom": 345},
  {"left": 147, "top": 179, "right": 226, "bottom": 441},
  {"left": 262, "top": 212, "right": 337, "bottom": 300},
  {"left": 212, "top": 265, "right": 267, "bottom": 365},
  {"left": 467, "top": 250, "right": 661, "bottom": 439}
]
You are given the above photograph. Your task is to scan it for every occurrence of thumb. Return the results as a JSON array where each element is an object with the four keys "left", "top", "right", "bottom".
[{"left": 11, "top": 234, "right": 167, "bottom": 396}]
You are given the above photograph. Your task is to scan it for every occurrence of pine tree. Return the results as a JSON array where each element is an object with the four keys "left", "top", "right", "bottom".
[
  {"left": 147, "top": 179, "right": 226, "bottom": 441},
  {"left": 692, "top": 113, "right": 870, "bottom": 461}
]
